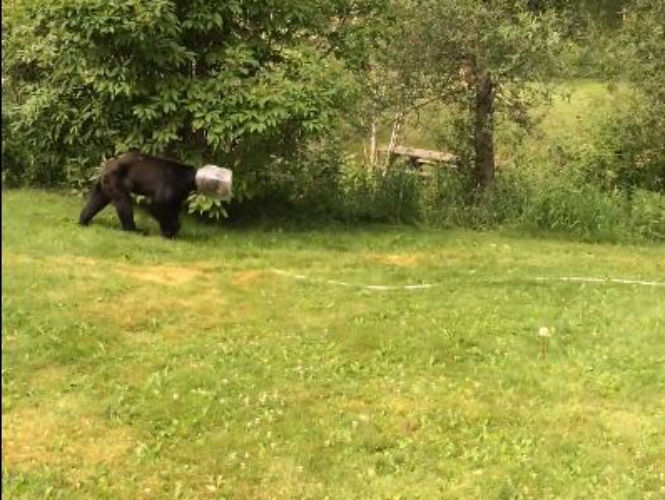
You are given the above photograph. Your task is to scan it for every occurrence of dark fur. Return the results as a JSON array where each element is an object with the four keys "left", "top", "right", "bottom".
[{"left": 79, "top": 152, "right": 197, "bottom": 238}]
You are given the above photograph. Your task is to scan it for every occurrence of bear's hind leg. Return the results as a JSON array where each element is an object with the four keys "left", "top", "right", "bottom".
[{"left": 111, "top": 192, "right": 138, "bottom": 232}]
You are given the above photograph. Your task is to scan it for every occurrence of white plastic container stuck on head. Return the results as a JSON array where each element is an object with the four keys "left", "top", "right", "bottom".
[{"left": 195, "top": 165, "right": 233, "bottom": 200}]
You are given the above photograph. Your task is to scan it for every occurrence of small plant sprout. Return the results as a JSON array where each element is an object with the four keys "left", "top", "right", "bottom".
[{"left": 538, "top": 326, "right": 553, "bottom": 359}]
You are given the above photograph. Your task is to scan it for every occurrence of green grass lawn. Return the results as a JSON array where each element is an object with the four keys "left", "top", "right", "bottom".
[{"left": 3, "top": 190, "right": 665, "bottom": 500}]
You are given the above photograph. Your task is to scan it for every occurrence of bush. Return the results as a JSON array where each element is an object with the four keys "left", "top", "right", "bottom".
[
  {"left": 2, "top": 0, "right": 373, "bottom": 204},
  {"left": 335, "top": 158, "right": 665, "bottom": 243},
  {"left": 571, "top": 95, "right": 665, "bottom": 193},
  {"left": 338, "top": 161, "right": 423, "bottom": 224},
  {"left": 628, "top": 189, "right": 665, "bottom": 241}
]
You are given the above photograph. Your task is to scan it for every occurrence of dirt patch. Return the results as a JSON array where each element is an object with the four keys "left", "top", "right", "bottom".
[
  {"left": 80, "top": 282, "right": 244, "bottom": 337},
  {"left": 2, "top": 402, "right": 135, "bottom": 477},
  {"left": 3, "top": 253, "right": 102, "bottom": 276},
  {"left": 138, "top": 474, "right": 165, "bottom": 499},
  {"left": 231, "top": 270, "right": 267, "bottom": 287},
  {"left": 50, "top": 255, "right": 101, "bottom": 268},
  {"left": 5, "top": 253, "right": 66, "bottom": 265},
  {"left": 258, "top": 459, "right": 316, "bottom": 499},
  {"left": 1, "top": 253, "right": 37, "bottom": 266},
  {"left": 9, "top": 253, "right": 212, "bottom": 286},
  {"left": 82, "top": 291, "right": 175, "bottom": 331},
  {"left": 159, "top": 288, "right": 241, "bottom": 339},
  {"left": 364, "top": 252, "right": 428, "bottom": 267},
  {"left": 30, "top": 365, "right": 70, "bottom": 388},
  {"left": 118, "top": 264, "right": 205, "bottom": 286},
  {"left": 603, "top": 408, "right": 654, "bottom": 438},
  {"left": 552, "top": 400, "right": 660, "bottom": 443}
]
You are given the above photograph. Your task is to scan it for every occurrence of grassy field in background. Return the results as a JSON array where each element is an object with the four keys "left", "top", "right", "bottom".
[
  {"left": 352, "top": 79, "right": 623, "bottom": 163},
  {"left": 2, "top": 190, "right": 665, "bottom": 500}
]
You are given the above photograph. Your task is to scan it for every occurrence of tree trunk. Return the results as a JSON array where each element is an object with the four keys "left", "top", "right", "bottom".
[
  {"left": 474, "top": 71, "right": 495, "bottom": 188},
  {"left": 385, "top": 111, "right": 404, "bottom": 170},
  {"left": 369, "top": 116, "right": 377, "bottom": 168}
]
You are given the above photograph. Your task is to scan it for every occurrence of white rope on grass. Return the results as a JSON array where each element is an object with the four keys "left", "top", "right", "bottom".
[
  {"left": 533, "top": 276, "right": 665, "bottom": 287},
  {"left": 270, "top": 269, "right": 665, "bottom": 291},
  {"left": 270, "top": 269, "right": 435, "bottom": 290}
]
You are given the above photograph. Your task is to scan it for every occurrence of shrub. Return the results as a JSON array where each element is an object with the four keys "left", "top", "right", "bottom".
[
  {"left": 2, "top": 0, "right": 381, "bottom": 206},
  {"left": 571, "top": 95, "right": 665, "bottom": 193},
  {"left": 334, "top": 158, "right": 665, "bottom": 243},
  {"left": 628, "top": 189, "right": 665, "bottom": 241},
  {"left": 338, "top": 160, "right": 423, "bottom": 224}
]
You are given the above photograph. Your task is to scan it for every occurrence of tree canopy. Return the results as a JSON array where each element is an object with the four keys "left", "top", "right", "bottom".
[{"left": 2, "top": 0, "right": 386, "bottom": 194}]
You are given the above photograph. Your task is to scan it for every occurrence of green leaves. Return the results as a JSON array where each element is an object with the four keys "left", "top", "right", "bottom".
[
  {"left": 3, "top": 0, "right": 375, "bottom": 198},
  {"left": 187, "top": 192, "right": 228, "bottom": 220}
]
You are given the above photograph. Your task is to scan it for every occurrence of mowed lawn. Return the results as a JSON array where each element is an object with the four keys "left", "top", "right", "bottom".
[{"left": 2, "top": 190, "right": 664, "bottom": 500}]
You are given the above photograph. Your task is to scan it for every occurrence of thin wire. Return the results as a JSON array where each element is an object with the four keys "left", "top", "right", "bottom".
[{"left": 271, "top": 269, "right": 665, "bottom": 291}]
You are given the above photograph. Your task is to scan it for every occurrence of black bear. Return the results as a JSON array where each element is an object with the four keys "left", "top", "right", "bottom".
[{"left": 79, "top": 152, "right": 232, "bottom": 238}]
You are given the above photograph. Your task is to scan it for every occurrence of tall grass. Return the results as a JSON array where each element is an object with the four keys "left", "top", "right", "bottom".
[{"left": 332, "top": 161, "right": 665, "bottom": 244}]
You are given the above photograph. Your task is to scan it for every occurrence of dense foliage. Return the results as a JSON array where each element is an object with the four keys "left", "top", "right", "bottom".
[
  {"left": 603, "top": 0, "right": 665, "bottom": 191},
  {"left": 2, "top": 0, "right": 664, "bottom": 240},
  {"left": 1, "top": 0, "right": 383, "bottom": 197}
]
